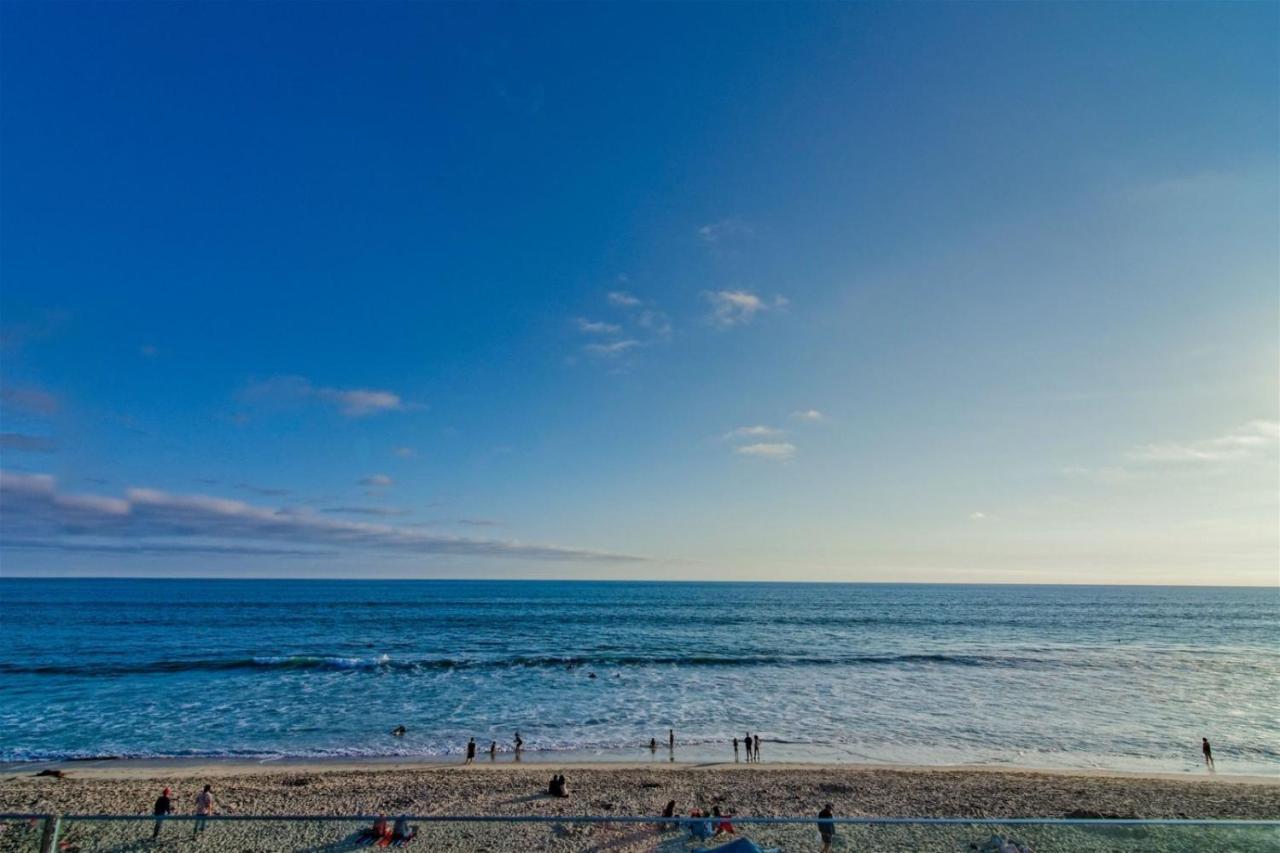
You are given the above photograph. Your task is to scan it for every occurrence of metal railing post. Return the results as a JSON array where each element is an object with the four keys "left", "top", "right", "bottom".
[{"left": 38, "top": 816, "right": 60, "bottom": 853}]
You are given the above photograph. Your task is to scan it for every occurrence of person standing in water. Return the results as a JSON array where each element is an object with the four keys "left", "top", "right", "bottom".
[
  {"left": 465, "top": 737, "right": 476, "bottom": 765},
  {"left": 744, "top": 732, "right": 753, "bottom": 762},
  {"left": 753, "top": 734, "right": 761, "bottom": 762},
  {"left": 193, "top": 784, "right": 215, "bottom": 838},
  {"left": 733, "top": 737, "right": 739, "bottom": 761},
  {"left": 1202, "top": 737, "right": 1215, "bottom": 771},
  {"left": 489, "top": 740, "right": 497, "bottom": 761},
  {"left": 514, "top": 730, "right": 524, "bottom": 760},
  {"left": 649, "top": 737, "right": 657, "bottom": 753},
  {"left": 152, "top": 787, "right": 172, "bottom": 839},
  {"left": 668, "top": 729, "right": 674, "bottom": 750}
]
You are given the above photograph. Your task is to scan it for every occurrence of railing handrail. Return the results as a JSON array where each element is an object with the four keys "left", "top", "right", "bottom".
[{"left": 39, "top": 814, "right": 1280, "bottom": 827}]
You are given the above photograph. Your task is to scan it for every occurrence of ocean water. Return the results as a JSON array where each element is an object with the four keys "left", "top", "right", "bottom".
[{"left": 0, "top": 579, "right": 1276, "bottom": 774}]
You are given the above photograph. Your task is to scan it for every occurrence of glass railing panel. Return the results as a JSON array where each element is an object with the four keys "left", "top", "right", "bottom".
[
  {"left": 47, "top": 816, "right": 1280, "bottom": 852},
  {"left": 0, "top": 815, "right": 47, "bottom": 852}
]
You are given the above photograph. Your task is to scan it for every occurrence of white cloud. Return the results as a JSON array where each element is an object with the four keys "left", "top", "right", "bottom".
[
  {"left": 1127, "top": 420, "right": 1279, "bottom": 464},
  {"left": 360, "top": 474, "right": 394, "bottom": 487},
  {"left": 0, "top": 471, "right": 645, "bottom": 563},
  {"left": 697, "top": 218, "right": 754, "bottom": 244},
  {"left": 241, "top": 376, "right": 413, "bottom": 418},
  {"left": 575, "top": 318, "right": 622, "bottom": 335},
  {"left": 607, "top": 291, "right": 642, "bottom": 307},
  {"left": 723, "top": 425, "right": 784, "bottom": 440},
  {"left": 637, "top": 309, "right": 672, "bottom": 339},
  {"left": 735, "top": 442, "right": 796, "bottom": 460},
  {"left": 968, "top": 512, "right": 989, "bottom": 521},
  {"left": 584, "top": 339, "right": 640, "bottom": 358},
  {"left": 705, "top": 290, "right": 788, "bottom": 328},
  {"left": 791, "top": 409, "right": 824, "bottom": 422}
]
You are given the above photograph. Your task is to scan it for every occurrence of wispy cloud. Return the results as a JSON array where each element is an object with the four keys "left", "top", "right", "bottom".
[
  {"left": 1, "top": 384, "right": 59, "bottom": 416},
  {"left": 607, "top": 291, "right": 642, "bottom": 308},
  {"left": 791, "top": 409, "right": 825, "bottom": 422},
  {"left": 584, "top": 339, "right": 640, "bottom": 358},
  {"left": 1127, "top": 420, "right": 1278, "bottom": 464},
  {"left": 723, "top": 425, "right": 784, "bottom": 440},
  {"left": 575, "top": 318, "right": 622, "bottom": 335},
  {"left": 237, "top": 483, "right": 291, "bottom": 497},
  {"left": 322, "top": 506, "right": 411, "bottom": 517},
  {"left": 360, "top": 474, "right": 394, "bottom": 488},
  {"left": 0, "top": 433, "right": 56, "bottom": 453},
  {"left": 457, "top": 518, "right": 499, "bottom": 527},
  {"left": 697, "top": 218, "right": 754, "bottom": 244},
  {"left": 735, "top": 442, "right": 796, "bottom": 460},
  {"left": 0, "top": 471, "right": 646, "bottom": 563},
  {"left": 969, "top": 512, "right": 989, "bottom": 521},
  {"left": 705, "top": 290, "right": 788, "bottom": 328},
  {"left": 393, "top": 447, "right": 417, "bottom": 459},
  {"left": 241, "top": 376, "right": 415, "bottom": 418}
]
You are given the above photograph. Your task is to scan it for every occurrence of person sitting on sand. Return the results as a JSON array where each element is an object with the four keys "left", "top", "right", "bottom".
[
  {"left": 687, "top": 808, "right": 715, "bottom": 841},
  {"left": 712, "top": 805, "right": 735, "bottom": 836},
  {"left": 391, "top": 815, "right": 415, "bottom": 843},
  {"left": 548, "top": 774, "right": 568, "bottom": 797},
  {"left": 818, "top": 803, "right": 835, "bottom": 853},
  {"left": 359, "top": 814, "right": 390, "bottom": 844}
]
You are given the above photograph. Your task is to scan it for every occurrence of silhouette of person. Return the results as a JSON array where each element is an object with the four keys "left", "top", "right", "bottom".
[{"left": 1202, "top": 737, "right": 1215, "bottom": 771}]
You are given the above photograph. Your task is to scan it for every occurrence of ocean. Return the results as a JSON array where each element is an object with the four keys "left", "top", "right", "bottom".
[{"left": 0, "top": 579, "right": 1276, "bottom": 774}]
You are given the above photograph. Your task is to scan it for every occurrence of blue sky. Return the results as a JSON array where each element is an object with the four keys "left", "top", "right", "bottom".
[{"left": 2, "top": 2, "right": 1276, "bottom": 584}]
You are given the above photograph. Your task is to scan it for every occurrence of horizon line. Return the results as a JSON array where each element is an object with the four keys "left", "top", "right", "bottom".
[{"left": 0, "top": 575, "right": 1273, "bottom": 589}]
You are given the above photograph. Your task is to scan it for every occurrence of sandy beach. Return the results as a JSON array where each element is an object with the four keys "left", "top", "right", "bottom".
[{"left": 2, "top": 761, "right": 1276, "bottom": 851}]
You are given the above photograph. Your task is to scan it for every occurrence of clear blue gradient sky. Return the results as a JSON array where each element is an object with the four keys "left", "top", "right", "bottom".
[{"left": 1, "top": 2, "right": 1276, "bottom": 583}]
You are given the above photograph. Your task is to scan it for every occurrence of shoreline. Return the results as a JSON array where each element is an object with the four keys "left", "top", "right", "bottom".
[{"left": 3, "top": 757, "right": 1274, "bottom": 787}]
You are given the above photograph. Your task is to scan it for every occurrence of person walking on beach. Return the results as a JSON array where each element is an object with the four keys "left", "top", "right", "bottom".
[
  {"left": 817, "top": 803, "right": 835, "bottom": 853},
  {"left": 733, "top": 737, "right": 739, "bottom": 760},
  {"left": 465, "top": 737, "right": 476, "bottom": 765},
  {"left": 1202, "top": 737, "right": 1215, "bottom": 772},
  {"left": 193, "top": 784, "right": 215, "bottom": 839},
  {"left": 753, "top": 734, "right": 761, "bottom": 762},
  {"left": 151, "top": 786, "right": 172, "bottom": 839}
]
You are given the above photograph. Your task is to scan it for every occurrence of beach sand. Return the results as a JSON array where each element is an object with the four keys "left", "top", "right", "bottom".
[{"left": 1, "top": 761, "right": 1277, "bottom": 851}]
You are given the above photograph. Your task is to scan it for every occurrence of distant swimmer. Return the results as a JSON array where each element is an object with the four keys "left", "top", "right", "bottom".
[
  {"left": 465, "top": 737, "right": 476, "bottom": 765},
  {"left": 1202, "top": 737, "right": 1215, "bottom": 772},
  {"left": 391, "top": 725, "right": 406, "bottom": 736}
]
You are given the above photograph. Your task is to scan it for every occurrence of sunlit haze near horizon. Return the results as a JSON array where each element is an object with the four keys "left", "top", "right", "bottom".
[{"left": 1, "top": 3, "right": 1276, "bottom": 585}]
